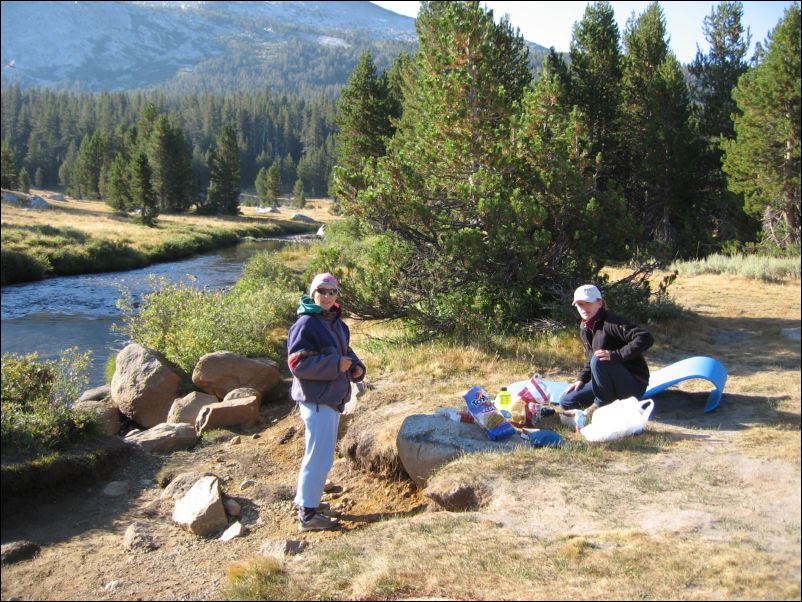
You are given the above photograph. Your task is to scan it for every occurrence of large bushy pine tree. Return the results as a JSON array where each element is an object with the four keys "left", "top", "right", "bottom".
[
  {"left": 567, "top": 1, "right": 624, "bottom": 192},
  {"left": 334, "top": 1, "right": 616, "bottom": 331},
  {"left": 722, "top": 2, "right": 801, "bottom": 250},
  {"left": 620, "top": 2, "right": 702, "bottom": 255},
  {"left": 689, "top": 1, "right": 754, "bottom": 246}
]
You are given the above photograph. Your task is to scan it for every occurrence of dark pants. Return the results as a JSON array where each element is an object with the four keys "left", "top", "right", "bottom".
[{"left": 560, "top": 355, "right": 647, "bottom": 411}]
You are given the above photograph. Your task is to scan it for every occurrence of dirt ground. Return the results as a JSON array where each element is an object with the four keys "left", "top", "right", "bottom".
[{"left": 0, "top": 392, "right": 426, "bottom": 601}]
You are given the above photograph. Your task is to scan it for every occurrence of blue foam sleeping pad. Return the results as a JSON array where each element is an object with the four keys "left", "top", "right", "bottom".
[
  {"left": 643, "top": 356, "right": 727, "bottom": 412},
  {"left": 537, "top": 356, "right": 727, "bottom": 413}
]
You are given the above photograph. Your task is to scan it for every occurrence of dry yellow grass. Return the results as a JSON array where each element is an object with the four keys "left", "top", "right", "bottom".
[{"left": 2, "top": 190, "right": 339, "bottom": 247}]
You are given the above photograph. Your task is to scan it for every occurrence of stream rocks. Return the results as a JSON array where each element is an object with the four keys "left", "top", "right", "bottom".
[
  {"left": 192, "top": 352, "right": 280, "bottom": 399},
  {"left": 124, "top": 423, "right": 198, "bottom": 453},
  {"left": 112, "top": 344, "right": 182, "bottom": 428}
]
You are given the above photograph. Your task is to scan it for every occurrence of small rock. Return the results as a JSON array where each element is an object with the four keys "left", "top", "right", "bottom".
[
  {"left": 123, "top": 521, "right": 158, "bottom": 551},
  {"left": 219, "top": 521, "right": 245, "bottom": 542},
  {"left": 230, "top": 435, "right": 242, "bottom": 445},
  {"left": 323, "top": 480, "right": 336, "bottom": 493},
  {"left": 252, "top": 433, "right": 261, "bottom": 440},
  {"left": 240, "top": 479, "right": 256, "bottom": 490},
  {"left": 223, "top": 498, "right": 241, "bottom": 517},
  {"left": 102, "top": 481, "right": 130, "bottom": 497},
  {"left": 258, "top": 538, "right": 308, "bottom": 558},
  {"left": 104, "top": 580, "right": 123, "bottom": 592}
]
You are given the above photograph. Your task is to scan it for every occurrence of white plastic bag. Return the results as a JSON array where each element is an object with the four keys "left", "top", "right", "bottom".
[{"left": 580, "top": 397, "right": 654, "bottom": 442}]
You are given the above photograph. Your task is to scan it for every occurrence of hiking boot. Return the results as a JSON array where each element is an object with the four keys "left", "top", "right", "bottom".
[
  {"left": 298, "top": 512, "right": 339, "bottom": 532},
  {"left": 316, "top": 501, "right": 341, "bottom": 518}
]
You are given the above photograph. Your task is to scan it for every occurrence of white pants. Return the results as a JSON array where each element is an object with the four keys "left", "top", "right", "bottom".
[{"left": 294, "top": 402, "right": 341, "bottom": 509}]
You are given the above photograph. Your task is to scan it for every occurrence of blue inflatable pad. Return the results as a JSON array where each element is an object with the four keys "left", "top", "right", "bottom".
[{"left": 534, "top": 356, "right": 727, "bottom": 413}]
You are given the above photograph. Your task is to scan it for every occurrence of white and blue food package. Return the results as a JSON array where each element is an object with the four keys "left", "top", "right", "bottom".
[{"left": 463, "top": 386, "right": 517, "bottom": 441}]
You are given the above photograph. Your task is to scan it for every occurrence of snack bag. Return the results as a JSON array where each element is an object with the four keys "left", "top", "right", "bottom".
[
  {"left": 463, "top": 386, "right": 517, "bottom": 441},
  {"left": 525, "top": 374, "right": 552, "bottom": 426}
]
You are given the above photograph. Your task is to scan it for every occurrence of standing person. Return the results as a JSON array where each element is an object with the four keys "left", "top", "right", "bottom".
[
  {"left": 560, "top": 284, "right": 653, "bottom": 412},
  {"left": 287, "top": 272, "right": 366, "bottom": 531}
]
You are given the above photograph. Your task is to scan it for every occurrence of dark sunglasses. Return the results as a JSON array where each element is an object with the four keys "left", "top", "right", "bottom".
[{"left": 315, "top": 288, "right": 339, "bottom": 296}]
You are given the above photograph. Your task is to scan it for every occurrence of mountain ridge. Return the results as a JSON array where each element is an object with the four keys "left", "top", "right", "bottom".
[{"left": 1, "top": 1, "right": 547, "bottom": 95}]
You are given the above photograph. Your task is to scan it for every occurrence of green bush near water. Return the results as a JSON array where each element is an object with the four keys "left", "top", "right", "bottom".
[
  {"left": 1, "top": 348, "right": 101, "bottom": 455},
  {"left": 117, "top": 254, "right": 302, "bottom": 373}
]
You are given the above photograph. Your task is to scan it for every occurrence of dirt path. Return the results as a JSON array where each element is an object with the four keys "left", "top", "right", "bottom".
[{"left": 0, "top": 397, "right": 425, "bottom": 601}]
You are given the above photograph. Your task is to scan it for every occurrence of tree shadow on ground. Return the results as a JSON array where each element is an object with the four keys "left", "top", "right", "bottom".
[
  {"left": 651, "top": 315, "right": 800, "bottom": 377},
  {"left": 650, "top": 389, "right": 800, "bottom": 432},
  {"left": 0, "top": 444, "right": 166, "bottom": 546}
]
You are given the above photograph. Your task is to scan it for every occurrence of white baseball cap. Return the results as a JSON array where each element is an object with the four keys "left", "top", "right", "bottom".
[{"left": 572, "top": 284, "right": 603, "bottom": 305}]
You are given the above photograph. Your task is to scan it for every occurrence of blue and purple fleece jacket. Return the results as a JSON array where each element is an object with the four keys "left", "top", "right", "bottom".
[{"left": 287, "top": 295, "right": 366, "bottom": 412}]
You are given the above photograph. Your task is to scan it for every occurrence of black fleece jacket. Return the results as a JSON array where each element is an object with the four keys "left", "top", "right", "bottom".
[{"left": 577, "top": 308, "right": 653, "bottom": 384}]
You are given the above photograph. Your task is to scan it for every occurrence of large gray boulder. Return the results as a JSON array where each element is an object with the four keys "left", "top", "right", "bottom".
[
  {"left": 396, "top": 413, "right": 527, "bottom": 487},
  {"left": 124, "top": 423, "right": 197, "bottom": 453},
  {"left": 111, "top": 344, "right": 182, "bottom": 428},
  {"left": 172, "top": 475, "right": 229, "bottom": 536},
  {"left": 192, "top": 352, "right": 280, "bottom": 399},
  {"left": 167, "top": 391, "right": 218, "bottom": 425},
  {"left": 73, "top": 396, "right": 120, "bottom": 436},
  {"left": 195, "top": 391, "right": 261, "bottom": 435}
]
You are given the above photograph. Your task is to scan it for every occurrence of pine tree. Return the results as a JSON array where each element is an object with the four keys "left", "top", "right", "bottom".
[
  {"left": 130, "top": 151, "right": 158, "bottom": 226},
  {"left": 1, "top": 139, "right": 19, "bottom": 189},
  {"left": 620, "top": 2, "right": 702, "bottom": 254},
  {"left": 105, "top": 154, "right": 132, "bottom": 212},
  {"left": 70, "top": 129, "right": 112, "bottom": 200},
  {"left": 58, "top": 141, "right": 78, "bottom": 191},
  {"left": 207, "top": 124, "right": 241, "bottom": 215},
  {"left": 690, "top": 1, "right": 751, "bottom": 140},
  {"left": 722, "top": 3, "right": 801, "bottom": 250},
  {"left": 293, "top": 178, "right": 305, "bottom": 208},
  {"left": 338, "top": 1, "right": 606, "bottom": 330},
  {"left": 567, "top": 1, "right": 624, "bottom": 192},
  {"left": 33, "top": 166, "right": 44, "bottom": 189},
  {"left": 266, "top": 160, "right": 281, "bottom": 207},
  {"left": 18, "top": 167, "right": 31, "bottom": 193},
  {"left": 689, "top": 1, "right": 754, "bottom": 246},
  {"left": 148, "top": 114, "right": 193, "bottom": 212},
  {"left": 254, "top": 166, "right": 270, "bottom": 206},
  {"left": 334, "top": 49, "right": 395, "bottom": 172}
]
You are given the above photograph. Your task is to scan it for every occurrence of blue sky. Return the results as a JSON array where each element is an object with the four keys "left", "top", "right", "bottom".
[{"left": 370, "top": 1, "right": 796, "bottom": 64}]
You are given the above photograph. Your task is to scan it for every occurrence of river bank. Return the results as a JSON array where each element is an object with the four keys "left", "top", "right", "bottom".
[{"left": 0, "top": 190, "right": 331, "bottom": 286}]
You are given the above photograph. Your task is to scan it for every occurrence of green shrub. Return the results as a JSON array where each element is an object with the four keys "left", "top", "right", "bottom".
[
  {"left": 117, "top": 264, "right": 301, "bottom": 373},
  {"left": 1, "top": 349, "right": 101, "bottom": 454},
  {"left": 0, "top": 250, "right": 48, "bottom": 285},
  {"left": 236, "top": 251, "right": 301, "bottom": 294}
]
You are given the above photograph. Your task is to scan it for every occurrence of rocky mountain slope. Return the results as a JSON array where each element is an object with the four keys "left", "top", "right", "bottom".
[
  {"left": 0, "top": 1, "right": 547, "bottom": 94},
  {"left": 0, "top": 1, "right": 416, "bottom": 93}
]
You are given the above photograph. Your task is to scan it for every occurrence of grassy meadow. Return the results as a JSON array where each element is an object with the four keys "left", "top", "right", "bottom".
[
  {"left": 0, "top": 189, "right": 330, "bottom": 285},
  {"left": 224, "top": 267, "right": 801, "bottom": 600}
]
